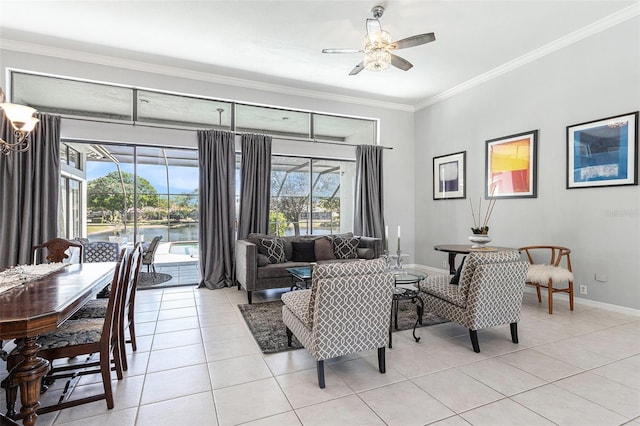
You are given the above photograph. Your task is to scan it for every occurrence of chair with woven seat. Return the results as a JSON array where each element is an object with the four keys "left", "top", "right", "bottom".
[
  {"left": 31, "top": 238, "right": 83, "bottom": 264},
  {"left": 70, "top": 243, "right": 144, "bottom": 371},
  {"left": 2, "top": 248, "right": 130, "bottom": 418},
  {"left": 142, "top": 236, "right": 162, "bottom": 276},
  {"left": 418, "top": 250, "right": 529, "bottom": 353},
  {"left": 281, "top": 258, "right": 394, "bottom": 388},
  {"left": 518, "top": 245, "right": 574, "bottom": 314}
]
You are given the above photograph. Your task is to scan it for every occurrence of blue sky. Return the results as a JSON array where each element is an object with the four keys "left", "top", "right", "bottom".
[{"left": 87, "top": 162, "right": 198, "bottom": 194}]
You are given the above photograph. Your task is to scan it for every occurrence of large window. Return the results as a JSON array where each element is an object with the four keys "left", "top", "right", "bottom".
[
  {"left": 59, "top": 143, "right": 86, "bottom": 239},
  {"left": 270, "top": 156, "right": 355, "bottom": 236},
  {"left": 13, "top": 73, "right": 133, "bottom": 121},
  {"left": 10, "top": 71, "right": 379, "bottom": 145},
  {"left": 60, "top": 143, "right": 354, "bottom": 249},
  {"left": 60, "top": 142, "right": 199, "bottom": 247},
  {"left": 59, "top": 176, "right": 82, "bottom": 239}
]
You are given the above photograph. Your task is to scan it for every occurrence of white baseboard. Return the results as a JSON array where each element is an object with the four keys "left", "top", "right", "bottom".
[
  {"left": 407, "top": 264, "right": 640, "bottom": 317},
  {"left": 523, "top": 287, "right": 640, "bottom": 317}
]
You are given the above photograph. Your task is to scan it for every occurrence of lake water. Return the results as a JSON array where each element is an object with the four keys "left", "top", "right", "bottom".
[{"left": 88, "top": 223, "right": 199, "bottom": 244}]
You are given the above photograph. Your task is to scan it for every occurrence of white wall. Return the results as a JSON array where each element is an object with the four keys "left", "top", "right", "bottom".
[
  {"left": 0, "top": 48, "right": 417, "bottom": 260},
  {"left": 414, "top": 18, "right": 640, "bottom": 310},
  {"left": 4, "top": 17, "right": 636, "bottom": 310}
]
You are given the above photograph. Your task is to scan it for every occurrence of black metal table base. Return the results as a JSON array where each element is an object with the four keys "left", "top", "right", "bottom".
[{"left": 389, "top": 289, "right": 424, "bottom": 349}]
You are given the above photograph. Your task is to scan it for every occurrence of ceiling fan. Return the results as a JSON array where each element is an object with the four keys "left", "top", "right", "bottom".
[{"left": 322, "top": 5, "right": 436, "bottom": 75}]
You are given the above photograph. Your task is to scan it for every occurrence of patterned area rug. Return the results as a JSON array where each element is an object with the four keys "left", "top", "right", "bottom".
[
  {"left": 137, "top": 272, "right": 173, "bottom": 289},
  {"left": 238, "top": 299, "right": 448, "bottom": 354}
]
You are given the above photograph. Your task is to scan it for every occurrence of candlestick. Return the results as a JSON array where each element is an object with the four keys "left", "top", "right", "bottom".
[
  {"left": 384, "top": 225, "right": 389, "bottom": 251},
  {"left": 397, "top": 225, "right": 401, "bottom": 251}
]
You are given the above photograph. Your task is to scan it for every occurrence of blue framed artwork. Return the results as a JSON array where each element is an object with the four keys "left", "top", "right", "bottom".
[
  {"left": 433, "top": 151, "right": 465, "bottom": 200},
  {"left": 567, "top": 112, "right": 638, "bottom": 188}
]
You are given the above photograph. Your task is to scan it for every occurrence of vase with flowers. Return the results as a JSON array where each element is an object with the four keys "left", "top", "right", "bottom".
[{"left": 469, "top": 197, "right": 497, "bottom": 248}]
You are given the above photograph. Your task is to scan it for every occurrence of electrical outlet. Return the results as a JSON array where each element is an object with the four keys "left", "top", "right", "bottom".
[{"left": 580, "top": 284, "right": 588, "bottom": 295}]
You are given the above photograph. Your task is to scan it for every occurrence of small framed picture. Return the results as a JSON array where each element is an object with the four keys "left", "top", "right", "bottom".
[
  {"left": 433, "top": 151, "right": 466, "bottom": 200},
  {"left": 485, "top": 130, "right": 538, "bottom": 199},
  {"left": 567, "top": 112, "right": 638, "bottom": 188}
]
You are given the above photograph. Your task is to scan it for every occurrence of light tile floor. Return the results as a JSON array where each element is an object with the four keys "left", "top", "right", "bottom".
[{"left": 2, "top": 287, "right": 639, "bottom": 426}]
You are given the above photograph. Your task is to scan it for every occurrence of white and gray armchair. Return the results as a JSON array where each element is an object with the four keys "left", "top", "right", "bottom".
[
  {"left": 281, "top": 258, "right": 394, "bottom": 388},
  {"left": 418, "top": 250, "right": 529, "bottom": 353}
]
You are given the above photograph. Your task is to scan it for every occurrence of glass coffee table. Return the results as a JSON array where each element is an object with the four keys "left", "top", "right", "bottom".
[
  {"left": 389, "top": 269, "right": 427, "bottom": 348},
  {"left": 286, "top": 266, "right": 313, "bottom": 290}
]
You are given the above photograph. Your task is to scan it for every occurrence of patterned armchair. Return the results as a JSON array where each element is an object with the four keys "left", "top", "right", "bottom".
[
  {"left": 281, "top": 258, "right": 394, "bottom": 388},
  {"left": 83, "top": 241, "right": 120, "bottom": 263},
  {"left": 418, "top": 250, "right": 529, "bottom": 353}
]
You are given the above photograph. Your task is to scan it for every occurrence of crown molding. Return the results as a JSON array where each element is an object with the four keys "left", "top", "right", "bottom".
[
  {"left": 0, "top": 39, "right": 414, "bottom": 113},
  {"left": 2, "top": 2, "right": 637, "bottom": 114},
  {"left": 415, "top": 3, "right": 640, "bottom": 111}
]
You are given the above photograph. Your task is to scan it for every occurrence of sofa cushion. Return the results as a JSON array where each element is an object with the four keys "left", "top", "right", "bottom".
[
  {"left": 357, "top": 247, "right": 374, "bottom": 260},
  {"left": 257, "top": 253, "right": 271, "bottom": 267},
  {"left": 257, "top": 261, "right": 310, "bottom": 279},
  {"left": 328, "top": 232, "right": 354, "bottom": 240},
  {"left": 247, "top": 233, "right": 270, "bottom": 246},
  {"left": 257, "top": 237, "right": 286, "bottom": 264},
  {"left": 314, "top": 237, "right": 335, "bottom": 261},
  {"left": 333, "top": 236, "right": 359, "bottom": 259},
  {"left": 419, "top": 274, "right": 467, "bottom": 308},
  {"left": 291, "top": 241, "right": 316, "bottom": 262}
]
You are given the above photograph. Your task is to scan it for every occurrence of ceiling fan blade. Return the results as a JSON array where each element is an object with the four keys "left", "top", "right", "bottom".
[
  {"left": 322, "top": 48, "right": 362, "bottom": 54},
  {"left": 392, "top": 33, "right": 436, "bottom": 50},
  {"left": 349, "top": 62, "right": 365, "bottom": 76},
  {"left": 390, "top": 54, "right": 413, "bottom": 71},
  {"left": 366, "top": 18, "right": 381, "bottom": 38}
]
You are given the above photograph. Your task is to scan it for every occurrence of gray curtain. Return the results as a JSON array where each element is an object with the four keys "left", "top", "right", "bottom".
[
  {"left": 237, "top": 133, "right": 272, "bottom": 240},
  {"left": 197, "top": 129, "right": 235, "bottom": 289},
  {"left": 0, "top": 113, "right": 61, "bottom": 270},
  {"left": 354, "top": 144, "right": 385, "bottom": 238}
]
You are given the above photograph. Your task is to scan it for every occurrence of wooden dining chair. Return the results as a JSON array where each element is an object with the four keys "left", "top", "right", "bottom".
[
  {"left": 518, "top": 245, "right": 574, "bottom": 314},
  {"left": 70, "top": 243, "right": 144, "bottom": 371},
  {"left": 2, "top": 248, "right": 130, "bottom": 418},
  {"left": 31, "top": 238, "right": 84, "bottom": 264}
]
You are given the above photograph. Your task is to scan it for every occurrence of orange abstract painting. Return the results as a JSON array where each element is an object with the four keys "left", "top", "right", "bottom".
[{"left": 485, "top": 131, "right": 537, "bottom": 198}]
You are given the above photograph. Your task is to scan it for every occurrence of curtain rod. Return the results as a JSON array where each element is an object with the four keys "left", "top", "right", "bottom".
[{"left": 62, "top": 116, "right": 393, "bottom": 150}]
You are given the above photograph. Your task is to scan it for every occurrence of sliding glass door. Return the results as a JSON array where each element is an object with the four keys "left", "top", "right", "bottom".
[
  {"left": 270, "top": 156, "right": 355, "bottom": 236},
  {"left": 61, "top": 142, "right": 199, "bottom": 252}
]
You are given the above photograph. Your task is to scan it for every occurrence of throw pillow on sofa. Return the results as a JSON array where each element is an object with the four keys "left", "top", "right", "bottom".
[
  {"left": 357, "top": 247, "right": 374, "bottom": 260},
  {"left": 314, "top": 237, "right": 335, "bottom": 261},
  {"left": 291, "top": 241, "right": 316, "bottom": 262},
  {"left": 333, "top": 236, "right": 360, "bottom": 259},
  {"left": 258, "top": 237, "right": 287, "bottom": 264}
]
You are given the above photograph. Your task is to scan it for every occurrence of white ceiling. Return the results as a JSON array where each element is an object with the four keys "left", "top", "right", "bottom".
[{"left": 0, "top": 1, "right": 637, "bottom": 109}]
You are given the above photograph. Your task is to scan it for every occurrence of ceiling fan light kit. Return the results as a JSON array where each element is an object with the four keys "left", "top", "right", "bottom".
[
  {"left": 364, "top": 50, "right": 391, "bottom": 71},
  {"left": 322, "top": 5, "right": 436, "bottom": 75}
]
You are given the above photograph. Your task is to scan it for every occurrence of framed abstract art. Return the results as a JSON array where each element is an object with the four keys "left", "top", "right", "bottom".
[
  {"left": 485, "top": 130, "right": 538, "bottom": 199},
  {"left": 567, "top": 112, "right": 638, "bottom": 188},
  {"left": 433, "top": 151, "right": 466, "bottom": 200}
]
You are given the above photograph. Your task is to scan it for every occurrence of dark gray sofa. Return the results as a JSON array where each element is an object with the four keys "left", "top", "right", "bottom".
[{"left": 235, "top": 232, "right": 382, "bottom": 303}]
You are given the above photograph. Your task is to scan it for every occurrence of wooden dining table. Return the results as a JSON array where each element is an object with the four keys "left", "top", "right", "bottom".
[
  {"left": 434, "top": 244, "right": 515, "bottom": 274},
  {"left": 0, "top": 262, "right": 116, "bottom": 426}
]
